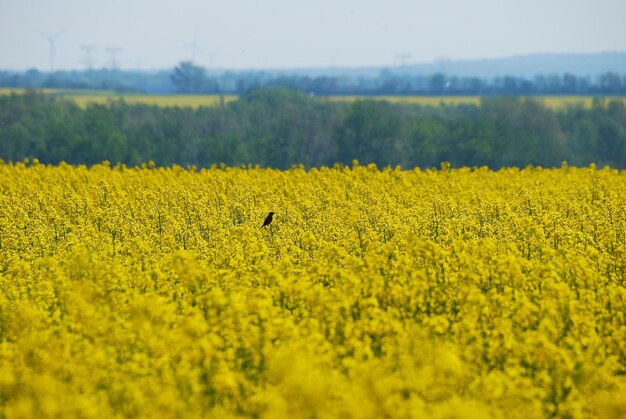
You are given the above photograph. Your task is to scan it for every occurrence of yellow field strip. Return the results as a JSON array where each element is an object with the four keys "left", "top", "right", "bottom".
[{"left": 1, "top": 88, "right": 624, "bottom": 109}]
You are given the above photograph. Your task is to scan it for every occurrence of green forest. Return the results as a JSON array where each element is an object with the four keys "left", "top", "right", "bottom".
[{"left": 1, "top": 88, "right": 626, "bottom": 169}]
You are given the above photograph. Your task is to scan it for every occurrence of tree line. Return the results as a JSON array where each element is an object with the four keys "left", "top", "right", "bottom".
[
  {"left": 2, "top": 63, "right": 626, "bottom": 95},
  {"left": 1, "top": 88, "right": 626, "bottom": 169}
]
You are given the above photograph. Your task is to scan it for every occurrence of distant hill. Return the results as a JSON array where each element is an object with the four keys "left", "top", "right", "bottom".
[
  {"left": 279, "top": 52, "right": 626, "bottom": 79},
  {"left": 403, "top": 52, "right": 626, "bottom": 78}
]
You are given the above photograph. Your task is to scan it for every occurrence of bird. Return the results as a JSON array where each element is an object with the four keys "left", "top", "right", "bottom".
[{"left": 261, "top": 211, "right": 275, "bottom": 228}]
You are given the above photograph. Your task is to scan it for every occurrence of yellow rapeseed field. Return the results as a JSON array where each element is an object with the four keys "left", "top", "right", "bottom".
[
  {"left": 4, "top": 88, "right": 625, "bottom": 109},
  {"left": 323, "top": 95, "right": 626, "bottom": 109},
  {"left": 1, "top": 161, "right": 626, "bottom": 418},
  {"left": 48, "top": 94, "right": 626, "bottom": 110},
  {"left": 65, "top": 94, "right": 239, "bottom": 109}
]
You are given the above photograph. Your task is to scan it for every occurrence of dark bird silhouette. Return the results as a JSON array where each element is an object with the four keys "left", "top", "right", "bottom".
[{"left": 261, "top": 211, "right": 275, "bottom": 228}]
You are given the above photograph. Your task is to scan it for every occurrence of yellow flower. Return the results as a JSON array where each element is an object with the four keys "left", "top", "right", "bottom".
[{"left": 1, "top": 162, "right": 625, "bottom": 417}]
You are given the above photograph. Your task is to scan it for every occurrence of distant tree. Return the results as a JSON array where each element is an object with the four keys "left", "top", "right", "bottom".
[
  {"left": 562, "top": 73, "right": 578, "bottom": 93},
  {"left": 429, "top": 73, "right": 447, "bottom": 95},
  {"left": 465, "top": 77, "right": 485, "bottom": 94},
  {"left": 334, "top": 100, "right": 404, "bottom": 166},
  {"left": 170, "top": 61, "right": 207, "bottom": 93},
  {"left": 480, "top": 97, "right": 567, "bottom": 167},
  {"left": 600, "top": 72, "right": 623, "bottom": 94}
]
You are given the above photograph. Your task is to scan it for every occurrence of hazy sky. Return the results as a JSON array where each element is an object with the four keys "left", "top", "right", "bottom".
[{"left": 1, "top": 0, "right": 625, "bottom": 71}]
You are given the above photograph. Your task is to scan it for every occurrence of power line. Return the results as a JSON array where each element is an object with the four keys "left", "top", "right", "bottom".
[
  {"left": 395, "top": 53, "right": 411, "bottom": 67},
  {"left": 81, "top": 45, "right": 97, "bottom": 70},
  {"left": 105, "top": 47, "right": 122, "bottom": 69}
]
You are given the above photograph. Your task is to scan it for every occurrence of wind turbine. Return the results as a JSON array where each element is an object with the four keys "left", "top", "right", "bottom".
[
  {"left": 186, "top": 30, "right": 202, "bottom": 63},
  {"left": 186, "top": 29, "right": 213, "bottom": 66},
  {"left": 41, "top": 31, "right": 63, "bottom": 71}
]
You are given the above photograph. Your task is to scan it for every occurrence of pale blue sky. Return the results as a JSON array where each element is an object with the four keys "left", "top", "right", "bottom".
[{"left": 1, "top": 0, "right": 624, "bottom": 71}]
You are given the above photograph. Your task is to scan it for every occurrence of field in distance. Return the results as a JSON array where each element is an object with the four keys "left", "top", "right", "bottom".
[
  {"left": 1, "top": 87, "right": 625, "bottom": 109},
  {"left": 0, "top": 88, "right": 239, "bottom": 108}
]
